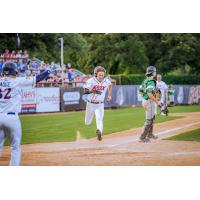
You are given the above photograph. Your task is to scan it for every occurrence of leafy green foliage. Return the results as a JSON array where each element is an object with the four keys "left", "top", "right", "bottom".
[{"left": 1, "top": 33, "right": 200, "bottom": 75}]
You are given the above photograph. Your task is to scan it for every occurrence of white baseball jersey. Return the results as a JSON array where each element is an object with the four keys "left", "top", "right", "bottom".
[
  {"left": 156, "top": 80, "right": 168, "bottom": 95},
  {"left": 0, "top": 76, "right": 36, "bottom": 113},
  {"left": 84, "top": 77, "right": 111, "bottom": 103}
]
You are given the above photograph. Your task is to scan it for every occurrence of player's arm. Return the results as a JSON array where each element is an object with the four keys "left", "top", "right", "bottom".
[
  {"left": 36, "top": 70, "right": 51, "bottom": 83},
  {"left": 83, "top": 81, "right": 102, "bottom": 95},
  {"left": 36, "top": 64, "right": 58, "bottom": 83},
  {"left": 147, "top": 92, "right": 161, "bottom": 106},
  {"left": 84, "top": 88, "right": 94, "bottom": 94},
  {"left": 146, "top": 81, "right": 161, "bottom": 106},
  {"left": 164, "top": 83, "right": 169, "bottom": 99},
  {"left": 84, "top": 88, "right": 102, "bottom": 95},
  {"left": 107, "top": 84, "right": 112, "bottom": 101}
]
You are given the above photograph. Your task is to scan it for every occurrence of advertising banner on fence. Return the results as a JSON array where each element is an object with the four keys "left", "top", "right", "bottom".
[
  {"left": 105, "top": 85, "right": 200, "bottom": 108},
  {"left": 60, "top": 87, "right": 86, "bottom": 111},
  {"left": 20, "top": 87, "right": 36, "bottom": 113},
  {"left": 20, "top": 84, "right": 200, "bottom": 113},
  {"left": 36, "top": 88, "right": 60, "bottom": 112}
]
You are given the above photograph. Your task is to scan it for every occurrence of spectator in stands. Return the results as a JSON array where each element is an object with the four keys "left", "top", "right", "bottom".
[
  {"left": 29, "top": 60, "right": 38, "bottom": 74},
  {"left": 67, "top": 63, "right": 73, "bottom": 82},
  {"left": 46, "top": 74, "right": 54, "bottom": 86},
  {"left": 52, "top": 70, "right": 62, "bottom": 85},
  {"left": 0, "top": 60, "right": 3, "bottom": 74},
  {"left": 19, "top": 64, "right": 26, "bottom": 77},
  {"left": 22, "top": 50, "right": 29, "bottom": 63},
  {"left": 3, "top": 49, "right": 10, "bottom": 62},
  {"left": 10, "top": 50, "right": 16, "bottom": 62},
  {"left": 16, "top": 58, "right": 24, "bottom": 76},
  {"left": 39, "top": 61, "right": 46, "bottom": 73},
  {"left": 16, "top": 50, "right": 23, "bottom": 63}
]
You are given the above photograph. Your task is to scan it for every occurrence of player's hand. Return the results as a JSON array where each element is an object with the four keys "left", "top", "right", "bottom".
[
  {"left": 157, "top": 101, "right": 162, "bottom": 107},
  {"left": 107, "top": 95, "right": 112, "bottom": 102}
]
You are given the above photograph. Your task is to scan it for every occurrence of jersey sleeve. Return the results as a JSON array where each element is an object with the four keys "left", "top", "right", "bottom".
[
  {"left": 146, "top": 80, "right": 156, "bottom": 93},
  {"left": 17, "top": 77, "right": 36, "bottom": 87},
  {"left": 163, "top": 82, "right": 168, "bottom": 90},
  {"left": 106, "top": 78, "right": 112, "bottom": 86},
  {"left": 83, "top": 79, "right": 92, "bottom": 90}
]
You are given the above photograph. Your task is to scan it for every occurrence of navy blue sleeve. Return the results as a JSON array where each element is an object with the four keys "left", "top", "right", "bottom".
[{"left": 36, "top": 70, "right": 51, "bottom": 83}]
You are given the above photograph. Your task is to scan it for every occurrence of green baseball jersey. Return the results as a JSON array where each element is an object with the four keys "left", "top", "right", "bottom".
[
  {"left": 139, "top": 77, "right": 156, "bottom": 100},
  {"left": 168, "top": 85, "right": 175, "bottom": 95}
]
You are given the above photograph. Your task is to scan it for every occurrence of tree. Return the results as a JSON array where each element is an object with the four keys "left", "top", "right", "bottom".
[
  {"left": 84, "top": 33, "right": 148, "bottom": 74},
  {"left": 157, "top": 34, "right": 197, "bottom": 75}
]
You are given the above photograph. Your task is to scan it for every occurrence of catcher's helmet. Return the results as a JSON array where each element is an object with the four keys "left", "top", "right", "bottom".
[
  {"left": 146, "top": 66, "right": 156, "bottom": 75},
  {"left": 2, "top": 62, "right": 18, "bottom": 76},
  {"left": 94, "top": 66, "right": 106, "bottom": 77}
]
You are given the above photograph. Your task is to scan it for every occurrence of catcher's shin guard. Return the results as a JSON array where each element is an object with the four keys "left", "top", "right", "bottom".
[
  {"left": 140, "top": 119, "right": 152, "bottom": 140},
  {"left": 147, "top": 116, "right": 158, "bottom": 139}
]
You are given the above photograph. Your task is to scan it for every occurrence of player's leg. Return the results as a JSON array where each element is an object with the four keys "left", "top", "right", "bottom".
[
  {"left": 147, "top": 102, "right": 158, "bottom": 140},
  {"left": 95, "top": 103, "right": 104, "bottom": 133},
  {"left": 161, "top": 94, "right": 166, "bottom": 115},
  {"left": 139, "top": 100, "right": 152, "bottom": 142},
  {"left": 85, "top": 102, "right": 95, "bottom": 125},
  {"left": 7, "top": 115, "right": 22, "bottom": 166},
  {"left": 0, "top": 130, "right": 5, "bottom": 158},
  {"left": 95, "top": 103, "right": 104, "bottom": 141},
  {"left": 154, "top": 102, "right": 157, "bottom": 115}
]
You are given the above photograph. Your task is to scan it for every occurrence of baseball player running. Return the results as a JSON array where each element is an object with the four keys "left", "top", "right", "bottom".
[
  {"left": 0, "top": 62, "right": 54, "bottom": 166},
  {"left": 139, "top": 66, "right": 161, "bottom": 143},
  {"left": 156, "top": 74, "right": 168, "bottom": 116},
  {"left": 83, "top": 66, "right": 112, "bottom": 141}
]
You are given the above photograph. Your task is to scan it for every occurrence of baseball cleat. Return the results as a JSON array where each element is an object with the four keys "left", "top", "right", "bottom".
[
  {"left": 148, "top": 135, "right": 158, "bottom": 140},
  {"left": 96, "top": 129, "right": 102, "bottom": 141},
  {"left": 161, "top": 112, "right": 166, "bottom": 116},
  {"left": 139, "top": 137, "right": 150, "bottom": 143}
]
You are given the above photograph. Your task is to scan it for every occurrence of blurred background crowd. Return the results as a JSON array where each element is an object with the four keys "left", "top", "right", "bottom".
[{"left": 0, "top": 49, "right": 87, "bottom": 87}]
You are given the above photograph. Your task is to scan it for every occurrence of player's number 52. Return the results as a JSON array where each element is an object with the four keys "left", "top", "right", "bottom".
[{"left": 0, "top": 88, "right": 12, "bottom": 99}]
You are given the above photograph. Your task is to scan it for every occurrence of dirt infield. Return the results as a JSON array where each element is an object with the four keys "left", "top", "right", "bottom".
[{"left": 1, "top": 112, "right": 200, "bottom": 166}]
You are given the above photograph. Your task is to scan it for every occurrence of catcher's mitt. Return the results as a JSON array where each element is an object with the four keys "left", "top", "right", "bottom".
[{"left": 155, "top": 88, "right": 161, "bottom": 101}]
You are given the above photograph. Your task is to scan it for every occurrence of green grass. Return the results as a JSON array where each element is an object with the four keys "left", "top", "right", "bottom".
[
  {"left": 5, "top": 105, "right": 200, "bottom": 145},
  {"left": 166, "top": 128, "right": 200, "bottom": 142},
  {"left": 168, "top": 105, "right": 200, "bottom": 113},
  {"left": 18, "top": 107, "right": 181, "bottom": 145}
]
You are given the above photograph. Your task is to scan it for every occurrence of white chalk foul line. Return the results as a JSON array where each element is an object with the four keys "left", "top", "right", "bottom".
[{"left": 108, "top": 121, "right": 200, "bottom": 148}]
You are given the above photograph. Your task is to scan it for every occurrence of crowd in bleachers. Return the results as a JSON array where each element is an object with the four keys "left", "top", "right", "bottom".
[{"left": 0, "top": 49, "right": 75, "bottom": 86}]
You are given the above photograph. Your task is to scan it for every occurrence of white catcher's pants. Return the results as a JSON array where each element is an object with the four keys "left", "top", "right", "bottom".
[
  {"left": 85, "top": 102, "right": 104, "bottom": 133},
  {"left": 155, "top": 93, "right": 167, "bottom": 114},
  {"left": 0, "top": 113, "right": 22, "bottom": 166}
]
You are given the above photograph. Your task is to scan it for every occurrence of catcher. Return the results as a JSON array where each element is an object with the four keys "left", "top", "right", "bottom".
[{"left": 139, "top": 66, "right": 161, "bottom": 143}]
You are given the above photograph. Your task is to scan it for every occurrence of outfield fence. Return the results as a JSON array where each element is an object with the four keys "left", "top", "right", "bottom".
[{"left": 20, "top": 85, "right": 200, "bottom": 114}]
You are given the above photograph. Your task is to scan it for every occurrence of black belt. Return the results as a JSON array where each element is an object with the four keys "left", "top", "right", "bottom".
[
  {"left": 88, "top": 101, "right": 103, "bottom": 104},
  {"left": 7, "top": 112, "right": 16, "bottom": 115}
]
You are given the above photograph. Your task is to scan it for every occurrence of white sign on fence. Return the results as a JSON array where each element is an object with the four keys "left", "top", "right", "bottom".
[
  {"left": 20, "top": 87, "right": 37, "bottom": 113},
  {"left": 36, "top": 88, "right": 60, "bottom": 112}
]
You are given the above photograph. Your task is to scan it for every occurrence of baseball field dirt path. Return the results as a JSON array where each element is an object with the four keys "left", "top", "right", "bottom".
[{"left": 1, "top": 112, "right": 200, "bottom": 166}]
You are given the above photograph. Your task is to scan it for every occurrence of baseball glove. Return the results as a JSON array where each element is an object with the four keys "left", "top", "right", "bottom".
[{"left": 155, "top": 88, "right": 161, "bottom": 101}]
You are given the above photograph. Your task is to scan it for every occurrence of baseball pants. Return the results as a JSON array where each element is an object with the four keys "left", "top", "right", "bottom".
[
  {"left": 140, "top": 99, "right": 155, "bottom": 139},
  {"left": 161, "top": 92, "right": 167, "bottom": 111},
  {"left": 0, "top": 113, "right": 22, "bottom": 166},
  {"left": 85, "top": 102, "right": 104, "bottom": 133}
]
